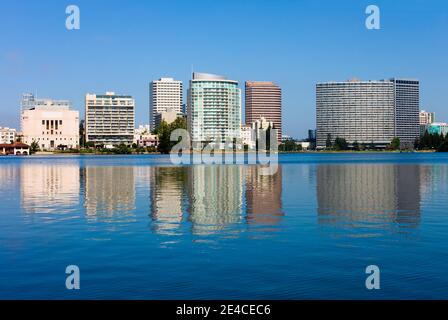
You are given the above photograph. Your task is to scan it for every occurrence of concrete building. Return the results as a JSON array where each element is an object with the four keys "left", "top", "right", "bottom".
[
  {"left": 240, "top": 125, "right": 255, "bottom": 149},
  {"left": 21, "top": 95, "right": 79, "bottom": 150},
  {"left": 316, "top": 78, "right": 420, "bottom": 149},
  {"left": 150, "top": 78, "right": 183, "bottom": 131},
  {"left": 245, "top": 81, "right": 282, "bottom": 142},
  {"left": 85, "top": 92, "right": 135, "bottom": 146},
  {"left": 188, "top": 73, "right": 241, "bottom": 149},
  {"left": 0, "top": 127, "right": 16, "bottom": 144},
  {"left": 154, "top": 110, "right": 184, "bottom": 129},
  {"left": 419, "top": 110, "right": 437, "bottom": 135},
  {"left": 420, "top": 110, "right": 435, "bottom": 125}
]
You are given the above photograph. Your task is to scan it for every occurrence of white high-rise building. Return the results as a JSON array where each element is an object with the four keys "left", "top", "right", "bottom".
[
  {"left": 149, "top": 78, "right": 183, "bottom": 130},
  {"left": 316, "top": 78, "right": 420, "bottom": 149},
  {"left": 21, "top": 94, "right": 79, "bottom": 150},
  {"left": 188, "top": 73, "right": 241, "bottom": 149},
  {"left": 85, "top": 92, "right": 135, "bottom": 146}
]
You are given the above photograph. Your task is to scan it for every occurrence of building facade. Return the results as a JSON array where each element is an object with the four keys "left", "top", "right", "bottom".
[
  {"left": 187, "top": 73, "right": 241, "bottom": 149},
  {"left": 21, "top": 95, "right": 79, "bottom": 150},
  {"left": 150, "top": 78, "right": 183, "bottom": 131},
  {"left": 245, "top": 81, "right": 282, "bottom": 142},
  {"left": 419, "top": 110, "right": 435, "bottom": 125},
  {"left": 154, "top": 110, "right": 184, "bottom": 129},
  {"left": 0, "top": 127, "right": 16, "bottom": 144},
  {"left": 316, "top": 78, "right": 420, "bottom": 149},
  {"left": 85, "top": 92, "right": 135, "bottom": 146}
]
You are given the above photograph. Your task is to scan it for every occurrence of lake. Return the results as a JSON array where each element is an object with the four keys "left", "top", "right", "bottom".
[{"left": 0, "top": 153, "right": 447, "bottom": 299}]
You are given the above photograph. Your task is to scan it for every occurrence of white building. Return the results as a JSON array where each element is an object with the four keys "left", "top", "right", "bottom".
[
  {"left": 316, "top": 79, "right": 420, "bottom": 149},
  {"left": 188, "top": 73, "right": 241, "bottom": 149},
  {"left": 419, "top": 110, "right": 435, "bottom": 125},
  {"left": 240, "top": 125, "right": 255, "bottom": 149},
  {"left": 21, "top": 94, "right": 79, "bottom": 150},
  {"left": 0, "top": 127, "right": 16, "bottom": 144},
  {"left": 85, "top": 92, "right": 135, "bottom": 146},
  {"left": 150, "top": 78, "right": 183, "bottom": 131}
]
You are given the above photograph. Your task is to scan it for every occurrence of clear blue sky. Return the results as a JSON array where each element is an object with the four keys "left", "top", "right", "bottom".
[{"left": 1, "top": 0, "right": 447, "bottom": 138}]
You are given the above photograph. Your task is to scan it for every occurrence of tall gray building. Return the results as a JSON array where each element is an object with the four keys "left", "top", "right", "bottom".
[{"left": 316, "top": 78, "right": 420, "bottom": 149}]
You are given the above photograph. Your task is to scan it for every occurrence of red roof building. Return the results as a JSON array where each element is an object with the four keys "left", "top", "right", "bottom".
[{"left": 0, "top": 142, "right": 30, "bottom": 156}]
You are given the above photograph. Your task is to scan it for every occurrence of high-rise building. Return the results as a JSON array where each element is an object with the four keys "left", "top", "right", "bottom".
[
  {"left": 85, "top": 92, "right": 135, "bottom": 146},
  {"left": 245, "top": 81, "right": 282, "bottom": 142},
  {"left": 21, "top": 94, "right": 79, "bottom": 150},
  {"left": 316, "top": 78, "right": 420, "bottom": 149},
  {"left": 149, "top": 78, "right": 183, "bottom": 130},
  {"left": 188, "top": 73, "right": 241, "bottom": 149}
]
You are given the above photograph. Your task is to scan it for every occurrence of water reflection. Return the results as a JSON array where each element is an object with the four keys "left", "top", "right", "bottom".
[
  {"left": 83, "top": 166, "right": 135, "bottom": 217},
  {"left": 316, "top": 164, "right": 421, "bottom": 232},
  {"left": 245, "top": 165, "right": 283, "bottom": 226},
  {"left": 20, "top": 163, "right": 79, "bottom": 214},
  {"left": 187, "top": 165, "right": 244, "bottom": 235},
  {"left": 15, "top": 159, "right": 447, "bottom": 238},
  {"left": 150, "top": 166, "right": 186, "bottom": 234}
]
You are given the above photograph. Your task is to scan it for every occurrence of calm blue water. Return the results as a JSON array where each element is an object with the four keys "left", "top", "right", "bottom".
[{"left": 1, "top": 153, "right": 448, "bottom": 299}]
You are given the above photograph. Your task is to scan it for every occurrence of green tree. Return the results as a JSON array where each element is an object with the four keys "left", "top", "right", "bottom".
[
  {"left": 279, "top": 140, "right": 301, "bottom": 152},
  {"left": 79, "top": 120, "right": 85, "bottom": 148},
  {"left": 334, "top": 137, "right": 349, "bottom": 151},
  {"left": 389, "top": 137, "right": 400, "bottom": 150},
  {"left": 112, "top": 144, "right": 132, "bottom": 154},
  {"left": 30, "top": 140, "right": 40, "bottom": 154},
  {"left": 325, "top": 133, "right": 333, "bottom": 150},
  {"left": 352, "top": 140, "right": 360, "bottom": 151},
  {"left": 155, "top": 117, "right": 187, "bottom": 154},
  {"left": 437, "top": 140, "right": 448, "bottom": 152},
  {"left": 85, "top": 141, "right": 95, "bottom": 149}
]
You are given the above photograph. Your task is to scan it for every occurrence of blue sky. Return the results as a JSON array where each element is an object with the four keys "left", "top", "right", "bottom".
[{"left": 0, "top": 0, "right": 447, "bottom": 138}]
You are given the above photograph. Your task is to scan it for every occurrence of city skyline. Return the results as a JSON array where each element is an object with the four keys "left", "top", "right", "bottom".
[{"left": 1, "top": 0, "right": 447, "bottom": 138}]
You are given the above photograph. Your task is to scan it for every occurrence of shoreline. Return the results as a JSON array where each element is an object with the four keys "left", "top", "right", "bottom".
[{"left": 6, "top": 149, "right": 439, "bottom": 156}]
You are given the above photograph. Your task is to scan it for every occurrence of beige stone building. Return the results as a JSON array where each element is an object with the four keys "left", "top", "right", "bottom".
[{"left": 21, "top": 95, "right": 79, "bottom": 150}]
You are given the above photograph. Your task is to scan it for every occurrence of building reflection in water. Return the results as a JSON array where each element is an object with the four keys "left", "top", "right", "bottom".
[
  {"left": 148, "top": 165, "right": 284, "bottom": 236},
  {"left": 149, "top": 166, "right": 186, "bottom": 234},
  {"left": 317, "top": 164, "right": 421, "bottom": 232},
  {"left": 245, "top": 165, "right": 283, "bottom": 226},
  {"left": 83, "top": 166, "right": 135, "bottom": 217},
  {"left": 20, "top": 163, "right": 79, "bottom": 214},
  {"left": 187, "top": 165, "right": 244, "bottom": 235}
]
